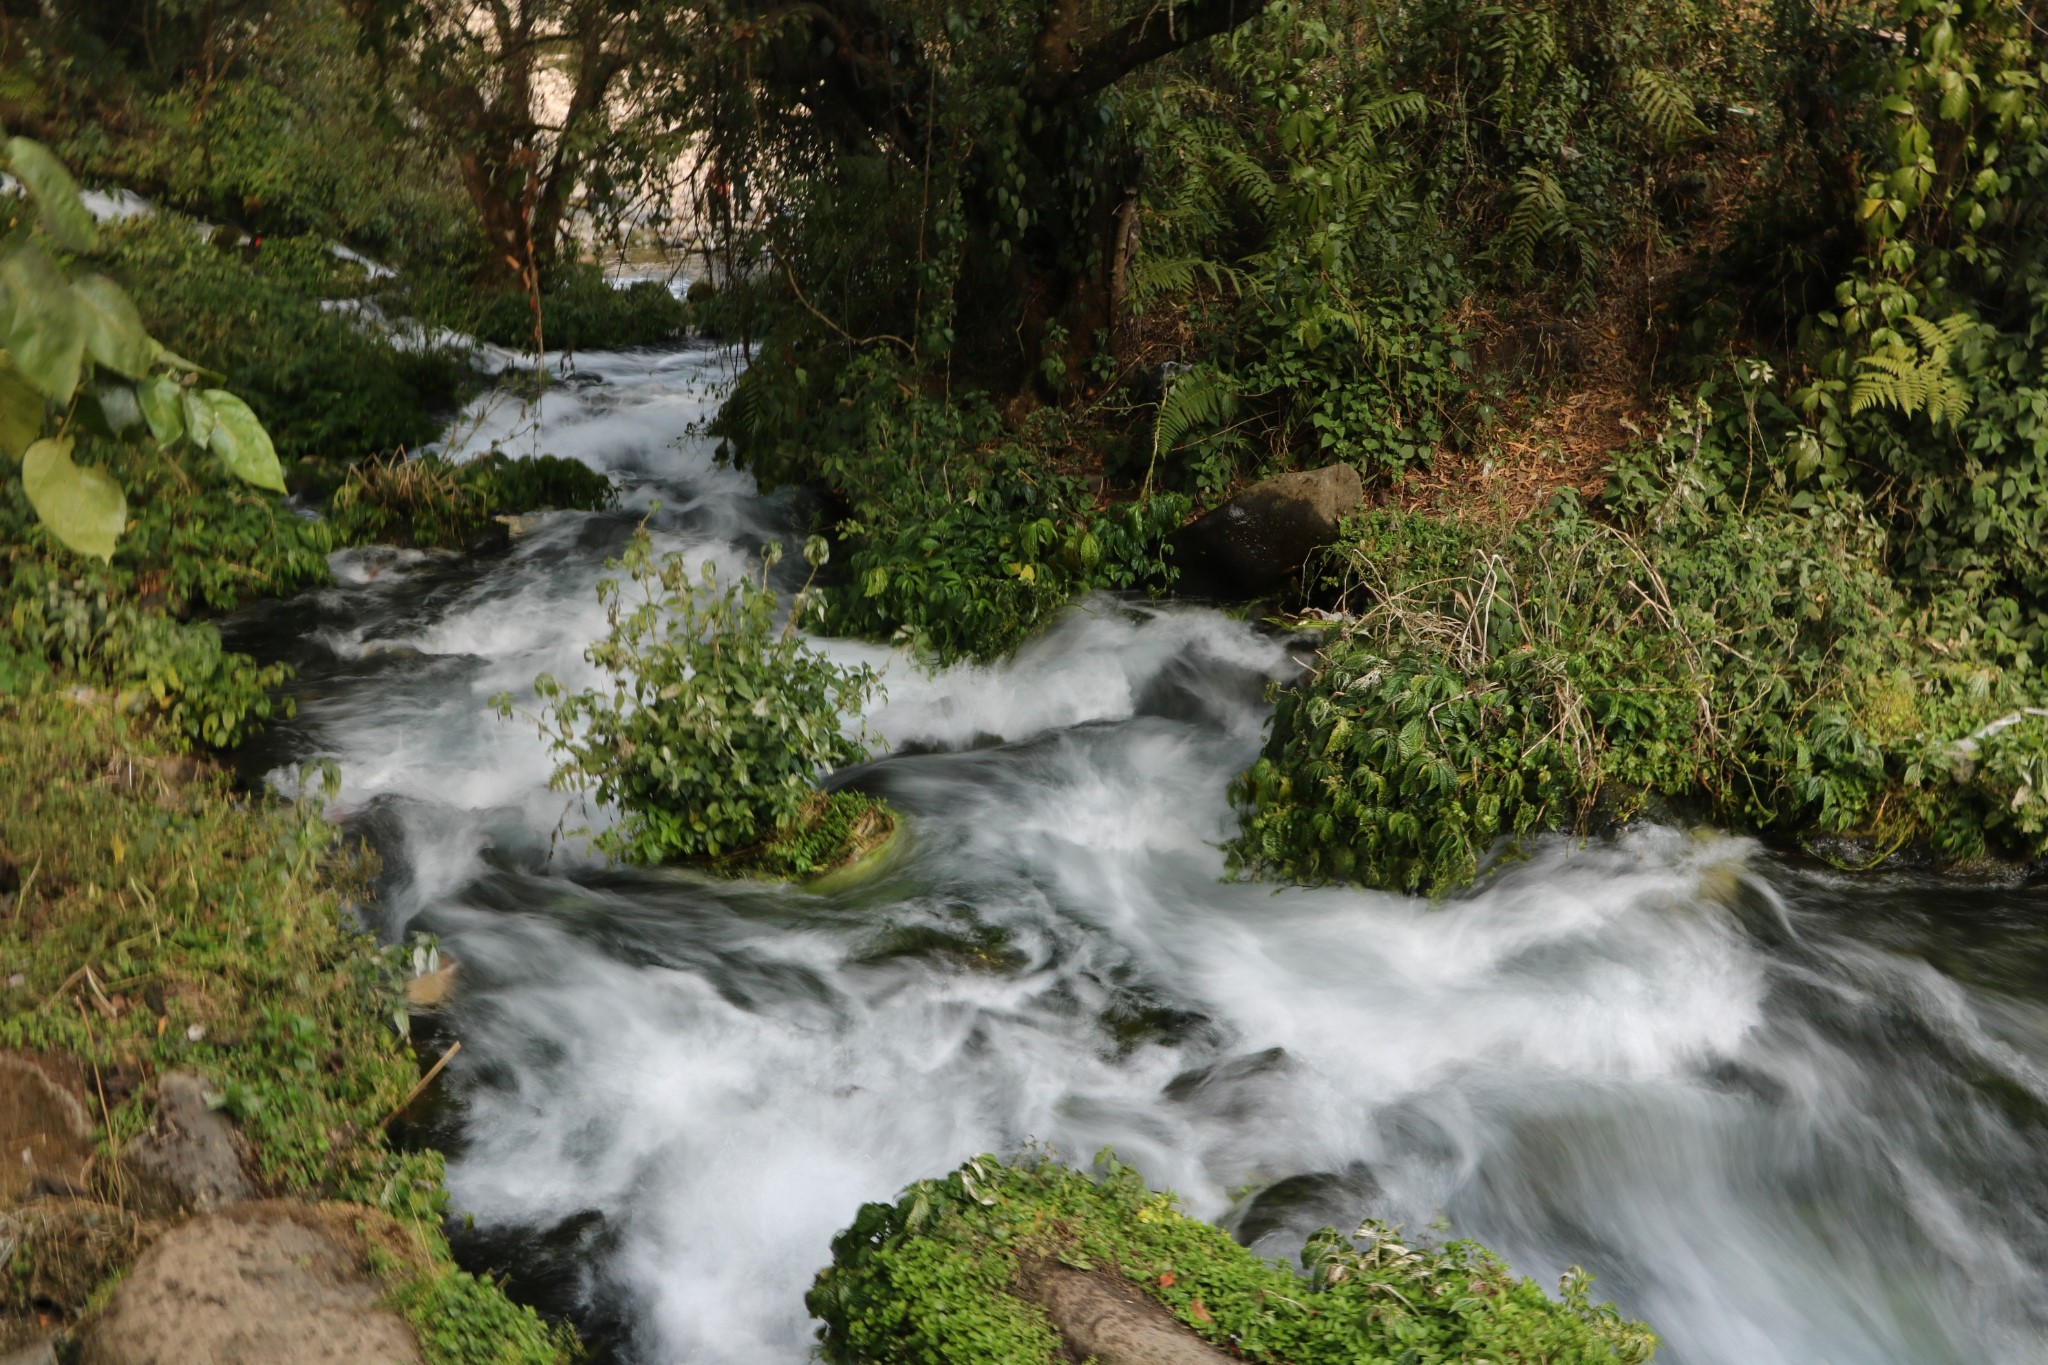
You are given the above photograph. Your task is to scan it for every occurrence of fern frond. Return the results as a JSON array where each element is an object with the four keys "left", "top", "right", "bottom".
[
  {"left": 1501, "top": 166, "right": 1569, "bottom": 275},
  {"left": 1849, "top": 312, "right": 1979, "bottom": 426},
  {"left": 1155, "top": 366, "right": 1241, "bottom": 452},
  {"left": 1627, "top": 68, "right": 1708, "bottom": 149}
]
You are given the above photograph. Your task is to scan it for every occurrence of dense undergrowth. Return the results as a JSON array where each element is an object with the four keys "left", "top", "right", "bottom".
[
  {"left": 0, "top": 692, "right": 573, "bottom": 1363},
  {"left": 811, "top": 1153, "right": 1655, "bottom": 1364}
]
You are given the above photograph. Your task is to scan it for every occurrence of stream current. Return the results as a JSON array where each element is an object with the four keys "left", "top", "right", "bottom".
[{"left": 234, "top": 342, "right": 2048, "bottom": 1365}]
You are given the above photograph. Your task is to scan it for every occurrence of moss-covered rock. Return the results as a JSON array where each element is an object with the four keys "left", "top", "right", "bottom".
[{"left": 809, "top": 1154, "right": 1656, "bottom": 1365}]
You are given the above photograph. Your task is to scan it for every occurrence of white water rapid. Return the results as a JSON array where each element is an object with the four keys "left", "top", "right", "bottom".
[{"left": 234, "top": 343, "right": 2048, "bottom": 1365}]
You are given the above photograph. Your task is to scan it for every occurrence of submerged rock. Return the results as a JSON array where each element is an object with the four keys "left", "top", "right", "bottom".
[
  {"left": 1171, "top": 463, "right": 1364, "bottom": 599},
  {"left": 121, "top": 1072, "right": 254, "bottom": 1216},
  {"left": 80, "top": 1203, "right": 422, "bottom": 1365}
]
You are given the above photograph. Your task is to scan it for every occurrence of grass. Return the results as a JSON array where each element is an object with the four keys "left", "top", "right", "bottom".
[{"left": 0, "top": 689, "right": 572, "bottom": 1363}]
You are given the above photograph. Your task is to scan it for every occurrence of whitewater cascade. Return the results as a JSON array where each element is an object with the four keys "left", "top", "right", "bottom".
[{"left": 238, "top": 342, "right": 2048, "bottom": 1365}]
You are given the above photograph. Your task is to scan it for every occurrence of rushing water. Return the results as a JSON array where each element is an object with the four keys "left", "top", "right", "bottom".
[{"left": 233, "top": 343, "right": 2048, "bottom": 1365}]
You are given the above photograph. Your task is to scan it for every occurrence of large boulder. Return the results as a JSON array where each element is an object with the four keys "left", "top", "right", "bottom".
[
  {"left": 121, "top": 1072, "right": 254, "bottom": 1216},
  {"left": 80, "top": 1203, "right": 422, "bottom": 1365},
  {"left": 1170, "top": 463, "right": 1364, "bottom": 599}
]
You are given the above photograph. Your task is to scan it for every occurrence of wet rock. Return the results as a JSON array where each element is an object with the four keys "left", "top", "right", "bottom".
[
  {"left": 0, "top": 1055, "right": 95, "bottom": 1205},
  {"left": 79, "top": 1203, "right": 423, "bottom": 1365},
  {"left": 121, "top": 1072, "right": 254, "bottom": 1216},
  {"left": 1170, "top": 463, "right": 1363, "bottom": 599}
]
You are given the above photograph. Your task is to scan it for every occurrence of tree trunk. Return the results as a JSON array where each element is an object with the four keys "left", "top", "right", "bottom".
[{"left": 459, "top": 152, "right": 532, "bottom": 287}]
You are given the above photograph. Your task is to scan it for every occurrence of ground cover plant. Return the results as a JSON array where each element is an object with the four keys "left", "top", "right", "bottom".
[
  {"left": 0, "top": 690, "right": 573, "bottom": 1363},
  {"left": 810, "top": 1152, "right": 1656, "bottom": 1364}
]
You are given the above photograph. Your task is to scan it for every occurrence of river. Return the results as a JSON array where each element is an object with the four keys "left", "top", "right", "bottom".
[{"left": 232, "top": 341, "right": 2048, "bottom": 1364}]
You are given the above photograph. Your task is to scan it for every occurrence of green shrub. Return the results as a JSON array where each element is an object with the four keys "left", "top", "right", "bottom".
[
  {"left": 102, "top": 215, "right": 457, "bottom": 460},
  {"left": 1, "top": 432, "right": 328, "bottom": 749},
  {"left": 326, "top": 450, "right": 616, "bottom": 550},
  {"left": 499, "top": 528, "right": 882, "bottom": 864},
  {"left": 471, "top": 265, "right": 691, "bottom": 352},
  {"left": 1232, "top": 395, "right": 2048, "bottom": 894},
  {"left": 809, "top": 1153, "right": 1655, "bottom": 1365},
  {"left": 725, "top": 353, "right": 1185, "bottom": 662}
]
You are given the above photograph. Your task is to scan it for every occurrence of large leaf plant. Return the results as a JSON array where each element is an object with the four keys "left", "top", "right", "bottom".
[{"left": 2, "top": 133, "right": 284, "bottom": 561}]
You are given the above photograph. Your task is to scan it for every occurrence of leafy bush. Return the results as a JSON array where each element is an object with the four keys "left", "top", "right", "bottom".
[
  {"left": 471, "top": 265, "right": 692, "bottom": 353},
  {"left": 1131, "top": 8, "right": 1470, "bottom": 494},
  {"left": 1232, "top": 393, "right": 2048, "bottom": 894},
  {"left": 809, "top": 1153, "right": 1655, "bottom": 1365},
  {"left": 725, "top": 352, "right": 1185, "bottom": 662},
  {"left": 500, "top": 528, "right": 882, "bottom": 864},
  {"left": 326, "top": 450, "right": 616, "bottom": 550},
  {"left": 103, "top": 215, "right": 458, "bottom": 460}
]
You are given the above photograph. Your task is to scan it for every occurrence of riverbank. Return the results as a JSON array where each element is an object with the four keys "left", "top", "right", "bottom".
[{"left": 0, "top": 689, "right": 571, "bottom": 1361}]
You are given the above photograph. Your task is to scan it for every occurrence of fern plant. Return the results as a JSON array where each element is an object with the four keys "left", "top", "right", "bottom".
[{"left": 1847, "top": 312, "right": 1979, "bottom": 427}]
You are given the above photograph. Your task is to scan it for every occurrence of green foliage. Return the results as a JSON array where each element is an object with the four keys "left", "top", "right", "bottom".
[
  {"left": 1234, "top": 390, "right": 2048, "bottom": 893},
  {"left": 471, "top": 266, "right": 691, "bottom": 353},
  {"left": 327, "top": 450, "right": 616, "bottom": 550},
  {"left": 102, "top": 214, "right": 457, "bottom": 460},
  {"left": 382, "top": 1254, "right": 581, "bottom": 1365},
  {"left": 0, "top": 136, "right": 289, "bottom": 560},
  {"left": 726, "top": 790, "right": 899, "bottom": 881},
  {"left": 725, "top": 353, "right": 1186, "bottom": 662},
  {"left": 1765, "top": 0, "right": 2048, "bottom": 654},
  {"left": 809, "top": 1153, "right": 1655, "bottom": 1365},
  {"left": 500, "top": 529, "right": 881, "bottom": 864},
  {"left": 1132, "top": 10, "right": 1466, "bottom": 491},
  {"left": 0, "top": 692, "right": 571, "bottom": 1361}
]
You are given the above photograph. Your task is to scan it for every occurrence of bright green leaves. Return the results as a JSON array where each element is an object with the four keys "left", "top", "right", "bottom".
[
  {"left": 180, "top": 388, "right": 216, "bottom": 449},
  {"left": 0, "top": 244, "right": 87, "bottom": 400},
  {"left": 505, "top": 528, "right": 881, "bottom": 866},
  {"left": 199, "top": 389, "right": 285, "bottom": 492},
  {"left": 0, "top": 354, "right": 39, "bottom": 459},
  {"left": 138, "top": 374, "right": 185, "bottom": 445},
  {"left": 22, "top": 437, "right": 126, "bottom": 561},
  {"left": 4, "top": 137, "right": 99, "bottom": 253},
  {"left": 73, "top": 274, "right": 159, "bottom": 379},
  {"left": 0, "top": 137, "right": 287, "bottom": 559}
]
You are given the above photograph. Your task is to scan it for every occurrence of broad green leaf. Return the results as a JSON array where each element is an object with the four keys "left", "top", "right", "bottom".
[
  {"left": 139, "top": 374, "right": 184, "bottom": 445},
  {"left": 72, "top": 274, "right": 157, "bottom": 379},
  {"left": 0, "top": 244, "right": 86, "bottom": 400},
  {"left": 200, "top": 389, "right": 284, "bottom": 492},
  {"left": 21, "top": 437, "right": 126, "bottom": 561},
  {"left": 181, "top": 388, "right": 215, "bottom": 448},
  {"left": 0, "top": 352, "right": 41, "bottom": 460},
  {"left": 4, "top": 138, "right": 98, "bottom": 253}
]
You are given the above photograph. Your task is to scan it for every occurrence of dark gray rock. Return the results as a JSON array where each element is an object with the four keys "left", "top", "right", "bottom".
[
  {"left": 121, "top": 1072, "right": 254, "bottom": 1216},
  {"left": 1171, "top": 463, "right": 1363, "bottom": 599}
]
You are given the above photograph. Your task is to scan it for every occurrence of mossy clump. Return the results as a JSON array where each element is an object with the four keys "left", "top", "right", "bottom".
[
  {"left": 326, "top": 451, "right": 617, "bottom": 551},
  {"left": 808, "top": 1153, "right": 1655, "bottom": 1365},
  {"left": 0, "top": 692, "right": 571, "bottom": 1363},
  {"left": 724, "top": 791, "right": 900, "bottom": 884}
]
